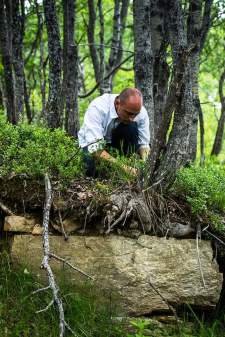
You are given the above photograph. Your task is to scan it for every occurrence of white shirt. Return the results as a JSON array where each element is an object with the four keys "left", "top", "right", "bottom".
[{"left": 78, "top": 93, "right": 150, "bottom": 153}]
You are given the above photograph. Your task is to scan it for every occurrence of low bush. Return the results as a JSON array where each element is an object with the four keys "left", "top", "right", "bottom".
[
  {"left": 0, "top": 117, "right": 143, "bottom": 185},
  {"left": 174, "top": 161, "right": 225, "bottom": 231},
  {"left": 0, "top": 117, "right": 83, "bottom": 180}
]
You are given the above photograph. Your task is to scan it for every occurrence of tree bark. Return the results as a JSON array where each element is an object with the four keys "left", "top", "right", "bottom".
[
  {"left": 151, "top": 0, "right": 169, "bottom": 136},
  {"left": 198, "top": 98, "right": 205, "bottom": 165},
  {"left": 133, "top": 0, "right": 154, "bottom": 142},
  {"left": 63, "top": 0, "right": 79, "bottom": 138},
  {"left": 0, "top": 0, "right": 16, "bottom": 124},
  {"left": 145, "top": 0, "right": 213, "bottom": 189},
  {"left": 211, "top": 69, "right": 225, "bottom": 156},
  {"left": 43, "top": 0, "right": 62, "bottom": 128},
  {"left": 12, "top": 0, "right": 24, "bottom": 122}
]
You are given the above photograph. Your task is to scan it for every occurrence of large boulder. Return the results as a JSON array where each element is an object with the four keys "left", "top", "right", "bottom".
[{"left": 11, "top": 235, "right": 223, "bottom": 315}]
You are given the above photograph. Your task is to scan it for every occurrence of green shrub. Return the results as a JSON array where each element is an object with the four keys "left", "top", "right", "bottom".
[
  {"left": 0, "top": 117, "right": 83, "bottom": 180},
  {"left": 0, "top": 118, "right": 143, "bottom": 185},
  {"left": 174, "top": 162, "right": 225, "bottom": 214}
]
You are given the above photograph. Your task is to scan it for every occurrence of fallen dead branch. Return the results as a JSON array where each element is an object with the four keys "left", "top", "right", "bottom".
[
  {"left": 148, "top": 277, "right": 181, "bottom": 337},
  {"left": 34, "top": 174, "right": 92, "bottom": 337},
  {"left": 0, "top": 200, "right": 14, "bottom": 215}
]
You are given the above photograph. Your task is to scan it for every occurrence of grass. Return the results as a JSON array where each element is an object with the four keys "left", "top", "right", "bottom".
[
  {"left": 0, "top": 252, "right": 224, "bottom": 337},
  {"left": 0, "top": 252, "right": 126, "bottom": 337}
]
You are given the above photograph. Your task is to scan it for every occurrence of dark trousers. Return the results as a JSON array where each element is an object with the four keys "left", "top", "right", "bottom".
[{"left": 83, "top": 122, "right": 139, "bottom": 177}]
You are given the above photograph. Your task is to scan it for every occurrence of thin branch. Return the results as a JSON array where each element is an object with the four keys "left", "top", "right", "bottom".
[
  {"left": 32, "top": 285, "right": 50, "bottom": 295},
  {"left": 0, "top": 200, "right": 14, "bottom": 215},
  {"left": 36, "top": 299, "right": 54, "bottom": 314},
  {"left": 148, "top": 278, "right": 181, "bottom": 337},
  {"left": 49, "top": 253, "right": 94, "bottom": 280},
  {"left": 196, "top": 225, "right": 206, "bottom": 288},
  {"left": 79, "top": 53, "right": 133, "bottom": 98},
  {"left": 78, "top": 42, "right": 133, "bottom": 54},
  {"left": 40, "top": 174, "right": 71, "bottom": 337},
  {"left": 58, "top": 210, "right": 68, "bottom": 241}
]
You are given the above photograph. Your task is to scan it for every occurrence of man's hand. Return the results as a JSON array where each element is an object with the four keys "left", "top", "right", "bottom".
[
  {"left": 138, "top": 147, "right": 150, "bottom": 161},
  {"left": 94, "top": 150, "right": 138, "bottom": 176}
]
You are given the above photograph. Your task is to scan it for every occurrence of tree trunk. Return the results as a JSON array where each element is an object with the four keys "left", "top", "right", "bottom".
[
  {"left": 144, "top": 0, "right": 213, "bottom": 189},
  {"left": 198, "top": 98, "right": 205, "bottom": 165},
  {"left": 87, "top": 0, "right": 101, "bottom": 84},
  {"left": 151, "top": 0, "right": 169, "bottom": 136},
  {"left": 43, "top": 0, "right": 62, "bottom": 128},
  {"left": 0, "top": 0, "right": 16, "bottom": 124},
  {"left": 87, "top": 0, "right": 130, "bottom": 95},
  {"left": 63, "top": 0, "right": 79, "bottom": 138},
  {"left": 133, "top": 0, "right": 154, "bottom": 142},
  {"left": 12, "top": 0, "right": 24, "bottom": 122},
  {"left": 211, "top": 70, "right": 225, "bottom": 156}
]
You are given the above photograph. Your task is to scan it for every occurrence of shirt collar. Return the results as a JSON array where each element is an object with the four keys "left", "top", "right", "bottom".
[{"left": 109, "top": 94, "right": 119, "bottom": 119}]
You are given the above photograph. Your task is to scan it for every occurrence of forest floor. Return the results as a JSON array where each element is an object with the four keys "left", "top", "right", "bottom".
[{"left": 0, "top": 252, "right": 224, "bottom": 337}]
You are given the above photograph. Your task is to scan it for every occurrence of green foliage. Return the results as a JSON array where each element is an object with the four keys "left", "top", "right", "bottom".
[
  {"left": 127, "top": 319, "right": 150, "bottom": 337},
  {"left": 175, "top": 162, "right": 225, "bottom": 214},
  {"left": 174, "top": 161, "right": 225, "bottom": 231},
  {"left": 0, "top": 117, "right": 83, "bottom": 180},
  {"left": 0, "top": 252, "right": 125, "bottom": 337},
  {"left": 0, "top": 253, "right": 224, "bottom": 337}
]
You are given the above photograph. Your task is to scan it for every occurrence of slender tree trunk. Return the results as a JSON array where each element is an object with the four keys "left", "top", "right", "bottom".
[
  {"left": 97, "top": 0, "right": 105, "bottom": 94},
  {"left": 211, "top": 70, "right": 225, "bottom": 156},
  {"left": 12, "top": 0, "right": 25, "bottom": 122},
  {"left": 101, "top": 0, "right": 130, "bottom": 93},
  {"left": 133, "top": 0, "right": 154, "bottom": 142},
  {"left": 198, "top": 98, "right": 205, "bottom": 165},
  {"left": 87, "top": 0, "right": 130, "bottom": 95},
  {"left": 43, "top": 0, "right": 62, "bottom": 128},
  {"left": 87, "top": 0, "right": 101, "bottom": 84},
  {"left": 63, "top": 0, "right": 79, "bottom": 138},
  {"left": 0, "top": 0, "right": 16, "bottom": 124},
  {"left": 151, "top": 0, "right": 169, "bottom": 136},
  {"left": 0, "top": 84, "right": 3, "bottom": 109}
]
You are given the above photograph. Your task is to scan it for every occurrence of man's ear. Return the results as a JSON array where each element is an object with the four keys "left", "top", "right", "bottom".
[
  {"left": 115, "top": 96, "right": 120, "bottom": 104},
  {"left": 114, "top": 96, "right": 120, "bottom": 110}
]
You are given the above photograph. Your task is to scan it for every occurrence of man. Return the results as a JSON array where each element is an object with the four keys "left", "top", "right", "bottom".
[{"left": 78, "top": 88, "right": 150, "bottom": 176}]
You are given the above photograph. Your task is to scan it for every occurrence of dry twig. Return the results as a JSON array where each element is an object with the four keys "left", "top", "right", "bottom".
[
  {"left": 49, "top": 252, "right": 93, "bottom": 280},
  {"left": 196, "top": 224, "right": 206, "bottom": 288},
  {"left": 34, "top": 174, "right": 82, "bottom": 337},
  {"left": 148, "top": 278, "right": 181, "bottom": 337},
  {"left": 0, "top": 200, "right": 14, "bottom": 215}
]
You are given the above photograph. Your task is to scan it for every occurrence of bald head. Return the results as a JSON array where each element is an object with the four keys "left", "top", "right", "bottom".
[
  {"left": 115, "top": 88, "right": 143, "bottom": 124},
  {"left": 118, "top": 88, "right": 143, "bottom": 104}
]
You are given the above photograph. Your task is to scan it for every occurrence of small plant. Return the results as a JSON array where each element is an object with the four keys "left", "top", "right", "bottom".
[{"left": 127, "top": 319, "right": 150, "bottom": 337}]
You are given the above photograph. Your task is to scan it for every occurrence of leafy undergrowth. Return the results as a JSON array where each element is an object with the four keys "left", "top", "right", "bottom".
[
  {"left": 174, "top": 160, "right": 225, "bottom": 233},
  {"left": 0, "top": 117, "right": 141, "bottom": 187},
  {"left": 0, "top": 252, "right": 224, "bottom": 337}
]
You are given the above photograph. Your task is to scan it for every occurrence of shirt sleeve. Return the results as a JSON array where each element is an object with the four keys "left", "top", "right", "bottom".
[
  {"left": 137, "top": 108, "right": 150, "bottom": 149},
  {"left": 78, "top": 103, "right": 105, "bottom": 152}
]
